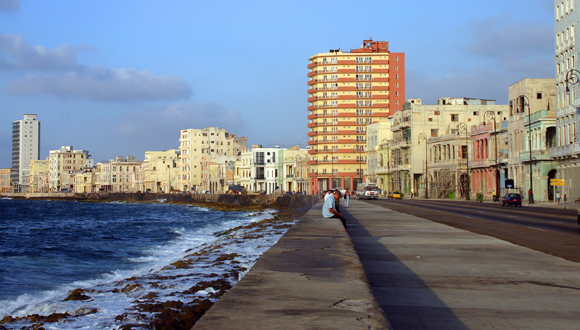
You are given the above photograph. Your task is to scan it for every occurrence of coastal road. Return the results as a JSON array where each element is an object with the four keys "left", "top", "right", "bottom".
[{"left": 365, "top": 199, "right": 580, "bottom": 262}]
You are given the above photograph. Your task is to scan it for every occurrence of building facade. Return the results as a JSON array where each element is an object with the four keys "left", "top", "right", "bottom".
[
  {"left": 179, "top": 127, "right": 247, "bottom": 192},
  {"left": 96, "top": 156, "right": 142, "bottom": 193},
  {"left": 0, "top": 168, "right": 11, "bottom": 193},
  {"left": 307, "top": 39, "right": 405, "bottom": 194},
  {"left": 390, "top": 98, "right": 509, "bottom": 199},
  {"left": 11, "top": 114, "right": 40, "bottom": 193},
  {"left": 553, "top": 1, "right": 580, "bottom": 202},
  {"left": 508, "top": 79, "right": 557, "bottom": 202},
  {"left": 48, "top": 146, "right": 92, "bottom": 192},
  {"left": 365, "top": 121, "right": 393, "bottom": 194},
  {"left": 140, "top": 150, "right": 180, "bottom": 193}
]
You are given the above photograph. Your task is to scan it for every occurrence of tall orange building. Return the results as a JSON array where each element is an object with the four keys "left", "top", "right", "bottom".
[{"left": 307, "top": 39, "right": 405, "bottom": 193}]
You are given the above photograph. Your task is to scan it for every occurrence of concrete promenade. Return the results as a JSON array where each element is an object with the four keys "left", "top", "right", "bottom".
[
  {"left": 346, "top": 199, "right": 580, "bottom": 329},
  {"left": 193, "top": 200, "right": 390, "bottom": 330},
  {"left": 194, "top": 198, "right": 580, "bottom": 329}
]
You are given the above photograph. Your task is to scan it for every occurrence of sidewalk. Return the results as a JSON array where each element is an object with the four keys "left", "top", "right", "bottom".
[{"left": 344, "top": 199, "right": 580, "bottom": 329}]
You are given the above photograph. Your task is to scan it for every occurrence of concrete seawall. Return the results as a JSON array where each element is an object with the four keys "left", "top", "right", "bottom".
[
  {"left": 192, "top": 200, "right": 390, "bottom": 330},
  {"left": 0, "top": 192, "right": 318, "bottom": 210}
]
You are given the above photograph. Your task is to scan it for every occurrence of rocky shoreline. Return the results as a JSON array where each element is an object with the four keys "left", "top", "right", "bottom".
[{"left": 0, "top": 196, "right": 315, "bottom": 330}]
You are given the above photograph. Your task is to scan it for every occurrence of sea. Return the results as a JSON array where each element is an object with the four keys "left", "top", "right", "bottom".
[{"left": 0, "top": 198, "right": 293, "bottom": 329}]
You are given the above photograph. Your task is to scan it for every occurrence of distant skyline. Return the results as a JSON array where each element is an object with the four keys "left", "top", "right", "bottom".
[{"left": 0, "top": 0, "right": 554, "bottom": 167}]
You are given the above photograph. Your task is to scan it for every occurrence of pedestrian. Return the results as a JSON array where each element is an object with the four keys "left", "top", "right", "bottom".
[
  {"left": 344, "top": 188, "right": 351, "bottom": 208},
  {"left": 410, "top": 189, "right": 414, "bottom": 199},
  {"left": 556, "top": 192, "right": 561, "bottom": 205},
  {"left": 322, "top": 189, "right": 346, "bottom": 229},
  {"left": 564, "top": 194, "right": 567, "bottom": 204},
  {"left": 492, "top": 190, "right": 497, "bottom": 202},
  {"left": 334, "top": 189, "right": 341, "bottom": 212}
]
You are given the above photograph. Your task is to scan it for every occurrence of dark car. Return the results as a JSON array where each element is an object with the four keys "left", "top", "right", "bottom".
[{"left": 501, "top": 193, "right": 522, "bottom": 207}]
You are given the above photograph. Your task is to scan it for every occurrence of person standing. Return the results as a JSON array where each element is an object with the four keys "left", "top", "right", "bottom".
[
  {"left": 334, "top": 189, "right": 341, "bottom": 212},
  {"left": 322, "top": 190, "right": 346, "bottom": 229},
  {"left": 344, "top": 188, "right": 351, "bottom": 208},
  {"left": 556, "top": 192, "right": 561, "bottom": 205}
]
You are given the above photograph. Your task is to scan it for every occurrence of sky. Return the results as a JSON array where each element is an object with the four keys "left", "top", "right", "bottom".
[{"left": 0, "top": 0, "right": 555, "bottom": 166}]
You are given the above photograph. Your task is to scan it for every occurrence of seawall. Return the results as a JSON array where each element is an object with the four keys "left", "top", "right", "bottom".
[
  {"left": 0, "top": 193, "right": 318, "bottom": 210},
  {"left": 192, "top": 200, "right": 390, "bottom": 330}
]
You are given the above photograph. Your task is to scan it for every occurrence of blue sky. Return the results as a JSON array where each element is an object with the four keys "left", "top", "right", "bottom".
[{"left": 0, "top": 0, "right": 554, "bottom": 166}]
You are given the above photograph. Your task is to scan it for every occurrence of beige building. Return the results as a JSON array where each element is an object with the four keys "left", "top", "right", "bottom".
[
  {"left": 507, "top": 79, "right": 557, "bottom": 202},
  {"left": 179, "top": 127, "right": 247, "bottom": 192},
  {"left": 281, "top": 146, "right": 310, "bottom": 193},
  {"left": 48, "top": 146, "right": 92, "bottom": 192},
  {"left": 140, "top": 150, "right": 180, "bottom": 193},
  {"left": 96, "top": 156, "right": 142, "bottom": 193},
  {"left": 75, "top": 169, "right": 97, "bottom": 193},
  {"left": 307, "top": 39, "right": 405, "bottom": 193},
  {"left": 390, "top": 98, "right": 509, "bottom": 198},
  {"left": 0, "top": 168, "right": 11, "bottom": 193},
  {"left": 29, "top": 159, "right": 49, "bottom": 193}
]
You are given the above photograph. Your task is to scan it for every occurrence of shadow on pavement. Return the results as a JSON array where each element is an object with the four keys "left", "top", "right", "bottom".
[{"left": 341, "top": 200, "right": 470, "bottom": 330}]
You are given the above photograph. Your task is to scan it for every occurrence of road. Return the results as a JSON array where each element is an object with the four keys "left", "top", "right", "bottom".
[{"left": 365, "top": 198, "right": 580, "bottom": 262}]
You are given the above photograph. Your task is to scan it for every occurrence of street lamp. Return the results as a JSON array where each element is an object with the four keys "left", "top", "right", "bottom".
[
  {"left": 418, "top": 133, "right": 428, "bottom": 199},
  {"left": 518, "top": 95, "right": 534, "bottom": 204},
  {"left": 565, "top": 69, "right": 580, "bottom": 94},
  {"left": 484, "top": 110, "right": 499, "bottom": 201},
  {"left": 457, "top": 122, "right": 470, "bottom": 200}
]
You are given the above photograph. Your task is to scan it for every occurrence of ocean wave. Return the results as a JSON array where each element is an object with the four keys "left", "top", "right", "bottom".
[{"left": 0, "top": 207, "right": 295, "bottom": 329}]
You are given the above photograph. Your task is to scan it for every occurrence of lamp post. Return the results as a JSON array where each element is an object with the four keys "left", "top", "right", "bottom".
[
  {"left": 519, "top": 95, "right": 534, "bottom": 204},
  {"left": 457, "top": 122, "right": 470, "bottom": 200},
  {"left": 484, "top": 110, "right": 499, "bottom": 201},
  {"left": 565, "top": 69, "right": 580, "bottom": 95},
  {"left": 418, "top": 133, "right": 428, "bottom": 199}
]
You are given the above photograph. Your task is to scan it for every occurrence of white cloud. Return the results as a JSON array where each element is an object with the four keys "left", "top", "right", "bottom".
[
  {"left": 7, "top": 66, "right": 193, "bottom": 101},
  {"left": 0, "top": 32, "right": 80, "bottom": 71},
  {"left": 0, "top": 0, "right": 20, "bottom": 13}
]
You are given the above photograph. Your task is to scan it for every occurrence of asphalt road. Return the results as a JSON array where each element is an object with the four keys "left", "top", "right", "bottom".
[{"left": 365, "top": 198, "right": 580, "bottom": 263}]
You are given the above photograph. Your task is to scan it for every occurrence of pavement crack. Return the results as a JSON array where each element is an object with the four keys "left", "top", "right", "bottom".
[{"left": 512, "top": 281, "right": 580, "bottom": 290}]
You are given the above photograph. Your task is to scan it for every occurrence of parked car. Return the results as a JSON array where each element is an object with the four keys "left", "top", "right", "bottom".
[
  {"left": 501, "top": 193, "right": 522, "bottom": 207},
  {"left": 388, "top": 191, "right": 402, "bottom": 199}
]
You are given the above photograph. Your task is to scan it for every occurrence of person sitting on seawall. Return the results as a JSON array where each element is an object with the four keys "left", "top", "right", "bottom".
[{"left": 322, "top": 189, "right": 346, "bottom": 229}]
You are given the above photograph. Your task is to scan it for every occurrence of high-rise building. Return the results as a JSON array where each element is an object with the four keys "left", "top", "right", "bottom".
[
  {"left": 307, "top": 39, "right": 405, "bottom": 193},
  {"left": 553, "top": 1, "right": 580, "bottom": 202},
  {"left": 11, "top": 114, "right": 40, "bottom": 193}
]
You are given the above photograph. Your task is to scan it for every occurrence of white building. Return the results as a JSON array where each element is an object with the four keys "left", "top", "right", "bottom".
[
  {"left": 11, "top": 114, "right": 40, "bottom": 192},
  {"left": 553, "top": 0, "right": 580, "bottom": 202}
]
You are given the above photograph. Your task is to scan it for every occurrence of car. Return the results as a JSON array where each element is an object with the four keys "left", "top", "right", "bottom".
[
  {"left": 388, "top": 191, "right": 402, "bottom": 199},
  {"left": 501, "top": 193, "right": 522, "bottom": 207}
]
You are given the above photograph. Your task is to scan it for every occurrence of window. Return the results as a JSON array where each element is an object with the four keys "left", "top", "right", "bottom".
[
  {"left": 431, "top": 129, "right": 438, "bottom": 137},
  {"left": 537, "top": 93, "right": 542, "bottom": 99},
  {"left": 451, "top": 114, "right": 458, "bottom": 122}
]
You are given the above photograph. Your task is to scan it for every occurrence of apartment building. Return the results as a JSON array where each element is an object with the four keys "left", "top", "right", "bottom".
[
  {"left": 0, "top": 168, "right": 11, "bottom": 193},
  {"left": 179, "top": 127, "right": 247, "bottom": 192},
  {"left": 390, "top": 98, "right": 508, "bottom": 199},
  {"left": 11, "top": 114, "right": 40, "bottom": 193},
  {"left": 553, "top": 0, "right": 580, "bottom": 202},
  {"left": 307, "top": 39, "right": 405, "bottom": 194},
  {"left": 140, "top": 150, "right": 180, "bottom": 193},
  {"left": 48, "top": 146, "right": 92, "bottom": 192},
  {"left": 508, "top": 79, "right": 557, "bottom": 202},
  {"left": 236, "top": 146, "right": 282, "bottom": 194},
  {"left": 29, "top": 159, "right": 49, "bottom": 193},
  {"left": 96, "top": 156, "right": 142, "bottom": 193}
]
